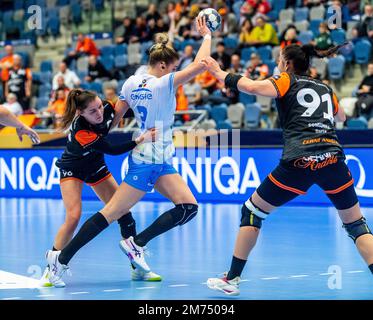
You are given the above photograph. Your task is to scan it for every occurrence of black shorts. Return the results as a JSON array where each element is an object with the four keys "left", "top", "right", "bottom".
[
  {"left": 257, "top": 153, "right": 358, "bottom": 210},
  {"left": 59, "top": 164, "right": 112, "bottom": 186}
]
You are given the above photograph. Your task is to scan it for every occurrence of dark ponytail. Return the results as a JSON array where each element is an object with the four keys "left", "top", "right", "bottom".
[
  {"left": 61, "top": 89, "right": 97, "bottom": 130},
  {"left": 282, "top": 42, "right": 349, "bottom": 75}
]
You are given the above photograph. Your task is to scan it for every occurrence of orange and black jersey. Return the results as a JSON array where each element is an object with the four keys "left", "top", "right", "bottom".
[
  {"left": 268, "top": 72, "right": 343, "bottom": 161},
  {"left": 56, "top": 100, "right": 137, "bottom": 170}
]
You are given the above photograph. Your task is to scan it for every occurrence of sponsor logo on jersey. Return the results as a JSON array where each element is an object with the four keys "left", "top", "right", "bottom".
[{"left": 130, "top": 88, "right": 153, "bottom": 101}]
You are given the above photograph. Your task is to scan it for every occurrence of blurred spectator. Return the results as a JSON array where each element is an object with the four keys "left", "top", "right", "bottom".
[
  {"left": 53, "top": 62, "right": 81, "bottom": 90},
  {"left": 353, "top": 4, "right": 373, "bottom": 41},
  {"left": 245, "top": 53, "right": 269, "bottom": 80},
  {"left": 228, "top": 54, "right": 244, "bottom": 74},
  {"left": 145, "top": 3, "right": 161, "bottom": 22},
  {"left": 280, "top": 26, "right": 301, "bottom": 48},
  {"left": 308, "top": 66, "right": 321, "bottom": 80},
  {"left": 313, "top": 22, "right": 333, "bottom": 50},
  {"left": 195, "top": 70, "right": 217, "bottom": 94},
  {"left": 355, "top": 63, "right": 373, "bottom": 120},
  {"left": 115, "top": 17, "right": 134, "bottom": 44},
  {"left": 178, "top": 45, "right": 195, "bottom": 70},
  {"left": 0, "top": 45, "right": 14, "bottom": 82},
  {"left": 130, "top": 17, "right": 148, "bottom": 43},
  {"left": 215, "top": 5, "right": 238, "bottom": 38},
  {"left": 64, "top": 33, "right": 100, "bottom": 67},
  {"left": 155, "top": 17, "right": 169, "bottom": 34},
  {"left": 247, "top": 0, "right": 271, "bottom": 14},
  {"left": 104, "top": 86, "right": 119, "bottom": 105},
  {"left": 239, "top": 19, "right": 255, "bottom": 48},
  {"left": 167, "top": 2, "right": 177, "bottom": 22},
  {"left": 170, "top": 11, "right": 192, "bottom": 41},
  {"left": 3, "top": 54, "right": 32, "bottom": 111},
  {"left": 144, "top": 18, "right": 158, "bottom": 42},
  {"left": 86, "top": 55, "right": 111, "bottom": 82},
  {"left": 303, "top": 0, "right": 326, "bottom": 8},
  {"left": 211, "top": 42, "right": 231, "bottom": 71},
  {"left": 250, "top": 16, "right": 279, "bottom": 46},
  {"left": 45, "top": 88, "right": 67, "bottom": 129},
  {"left": 329, "top": 0, "right": 351, "bottom": 29},
  {"left": 240, "top": 2, "right": 256, "bottom": 25},
  {"left": 51, "top": 76, "right": 70, "bottom": 101},
  {"left": 2, "top": 93, "right": 23, "bottom": 116},
  {"left": 183, "top": 78, "right": 202, "bottom": 108}
]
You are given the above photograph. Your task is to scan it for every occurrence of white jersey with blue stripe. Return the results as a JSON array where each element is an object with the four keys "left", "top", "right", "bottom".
[{"left": 119, "top": 72, "right": 176, "bottom": 163}]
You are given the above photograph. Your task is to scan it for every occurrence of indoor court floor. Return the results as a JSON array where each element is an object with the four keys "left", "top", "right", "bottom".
[{"left": 1, "top": 198, "right": 372, "bottom": 300}]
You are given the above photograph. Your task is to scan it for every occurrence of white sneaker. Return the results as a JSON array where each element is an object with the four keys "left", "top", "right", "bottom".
[
  {"left": 131, "top": 268, "right": 162, "bottom": 281},
  {"left": 40, "top": 266, "right": 66, "bottom": 288},
  {"left": 46, "top": 250, "right": 69, "bottom": 288},
  {"left": 206, "top": 272, "right": 240, "bottom": 296},
  {"left": 119, "top": 237, "right": 150, "bottom": 272}
]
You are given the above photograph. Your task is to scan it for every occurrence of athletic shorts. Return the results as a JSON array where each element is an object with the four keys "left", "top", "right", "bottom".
[
  {"left": 256, "top": 153, "right": 358, "bottom": 210},
  {"left": 123, "top": 155, "right": 177, "bottom": 192},
  {"left": 59, "top": 163, "right": 112, "bottom": 186}
]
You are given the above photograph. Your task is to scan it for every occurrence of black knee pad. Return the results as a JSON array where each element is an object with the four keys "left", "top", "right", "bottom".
[
  {"left": 240, "top": 200, "right": 268, "bottom": 229},
  {"left": 343, "top": 217, "right": 372, "bottom": 242},
  {"left": 173, "top": 204, "right": 198, "bottom": 226}
]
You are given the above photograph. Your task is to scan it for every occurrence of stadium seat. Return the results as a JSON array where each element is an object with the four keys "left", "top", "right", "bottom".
[
  {"left": 100, "top": 45, "right": 115, "bottom": 58},
  {"left": 36, "top": 97, "right": 50, "bottom": 110},
  {"left": 77, "top": 70, "right": 88, "bottom": 80},
  {"left": 331, "top": 29, "right": 346, "bottom": 45},
  {"left": 71, "top": 3, "right": 82, "bottom": 24},
  {"left": 114, "top": 55, "right": 128, "bottom": 68},
  {"left": 47, "top": 8, "right": 59, "bottom": 18},
  {"left": 245, "top": 103, "right": 261, "bottom": 128},
  {"left": 279, "top": 8, "right": 294, "bottom": 22},
  {"left": 38, "top": 84, "right": 52, "bottom": 98},
  {"left": 48, "top": 17, "right": 60, "bottom": 37},
  {"left": 298, "top": 31, "right": 314, "bottom": 45},
  {"left": 295, "top": 7, "right": 308, "bottom": 21},
  {"left": 309, "top": 5, "right": 325, "bottom": 20},
  {"left": 115, "top": 44, "right": 128, "bottom": 56},
  {"left": 232, "top": 1, "right": 243, "bottom": 20},
  {"left": 265, "top": 60, "right": 277, "bottom": 76},
  {"left": 310, "top": 19, "right": 323, "bottom": 37},
  {"left": 257, "top": 46, "right": 272, "bottom": 61},
  {"left": 77, "top": 56, "right": 89, "bottom": 72},
  {"left": 354, "top": 39, "right": 372, "bottom": 64},
  {"left": 210, "top": 105, "right": 228, "bottom": 123},
  {"left": 272, "top": 0, "right": 287, "bottom": 12},
  {"left": 328, "top": 55, "right": 345, "bottom": 80},
  {"left": 347, "top": 117, "right": 368, "bottom": 129},
  {"left": 311, "top": 57, "right": 327, "bottom": 79},
  {"left": 40, "top": 60, "right": 53, "bottom": 73},
  {"left": 228, "top": 103, "right": 245, "bottom": 128},
  {"left": 294, "top": 20, "right": 310, "bottom": 32},
  {"left": 89, "top": 81, "right": 103, "bottom": 94},
  {"left": 13, "top": 0, "right": 24, "bottom": 10},
  {"left": 217, "top": 120, "right": 233, "bottom": 130},
  {"left": 239, "top": 92, "right": 256, "bottom": 105},
  {"left": 39, "top": 71, "right": 53, "bottom": 84},
  {"left": 93, "top": 0, "right": 105, "bottom": 10},
  {"left": 241, "top": 47, "right": 257, "bottom": 62},
  {"left": 224, "top": 37, "right": 239, "bottom": 49},
  {"left": 100, "top": 55, "right": 115, "bottom": 71}
]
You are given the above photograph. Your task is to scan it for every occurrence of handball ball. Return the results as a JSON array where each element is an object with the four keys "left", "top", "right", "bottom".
[{"left": 198, "top": 8, "right": 221, "bottom": 32}]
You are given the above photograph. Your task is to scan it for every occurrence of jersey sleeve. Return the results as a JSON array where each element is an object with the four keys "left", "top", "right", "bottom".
[
  {"left": 332, "top": 92, "right": 339, "bottom": 116},
  {"left": 75, "top": 130, "right": 100, "bottom": 148},
  {"left": 119, "top": 78, "right": 130, "bottom": 101},
  {"left": 268, "top": 72, "right": 291, "bottom": 98}
]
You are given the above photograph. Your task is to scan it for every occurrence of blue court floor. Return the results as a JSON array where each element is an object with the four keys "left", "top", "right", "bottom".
[{"left": 0, "top": 198, "right": 372, "bottom": 300}]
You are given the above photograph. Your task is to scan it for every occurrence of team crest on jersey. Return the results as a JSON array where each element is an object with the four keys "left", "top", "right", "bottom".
[
  {"left": 138, "top": 79, "right": 147, "bottom": 88},
  {"left": 131, "top": 79, "right": 152, "bottom": 101}
]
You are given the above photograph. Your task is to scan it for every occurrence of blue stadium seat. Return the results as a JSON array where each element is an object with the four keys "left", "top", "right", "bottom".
[
  {"left": 224, "top": 37, "right": 238, "bottom": 49},
  {"left": 180, "top": 39, "right": 197, "bottom": 51},
  {"left": 347, "top": 116, "right": 368, "bottom": 129},
  {"left": 241, "top": 47, "right": 257, "bottom": 62},
  {"left": 71, "top": 3, "right": 82, "bottom": 24},
  {"left": 38, "top": 84, "right": 52, "bottom": 98},
  {"left": 89, "top": 81, "right": 103, "bottom": 94},
  {"left": 328, "top": 55, "right": 345, "bottom": 80},
  {"left": 257, "top": 46, "right": 272, "bottom": 61},
  {"left": 331, "top": 29, "right": 346, "bottom": 45},
  {"left": 47, "top": 8, "right": 59, "bottom": 18},
  {"left": 48, "top": 17, "right": 60, "bottom": 37},
  {"left": 210, "top": 105, "right": 228, "bottom": 123},
  {"left": 77, "top": 70, "right": 87, "bottom": 80},
  {"left": 310, "top": 19, "right": 323, "bottom": 37},
  {"left": 295, "top": 7, "right": 308, "bottom": 21},
  {"left": 272, "top": 0, "right": 286, "bottom": 11},
  {"left": 266, "top": 10, "right": 279, "bottom": 21},
  {"left": 16, "top": 51, "right": 29, "bottom": 68},
  {"left": 40, "top": 60, "right": 53, "bottom": 72},
  {"left": 79, "top": 82, "right": 90, "bottom": 90},
  {"left": 57, "top": 0, "right": 70, "bottom": 5},
  {"left": 354, "top": 39, "right": 372, "bottom": 64},
  {"left": 114, "top": 55, "right": 128, "bottom": 68},
  {"left": 265, "top": 60, "right": 277, "bottom": 76},
  {"left": 298, "top": 31, "right": 314, "bottom": 44},
  {"left": 93, "top": 0, "right": 105, "bottom": 10},
  {"left": 245, "top": 103, "right": 261, "bottom": 128},
  {"left": 39, "top": 71, "right": 53, "bottom": 84},
  {"left": 232, "top": 1, "right": 243, "bottom": 20},
  {"left": 239, "top": 92, "right": 256, "bottom": 105},
  {"left": 36, "top": 97, "right": 50, "bottom": 110},
  {"left": 100, "top": 55, "right": 114, "bottom": 71},
  {"left": 114, "top": 44, "right": 128, "bottom": 56},
  {"left": 100, "top": 45, "right": 115, "bottom": 58},
  {"left": 14, "top": 0, "right": 24, "bottom": 10},
  {"left": 217, "top": 120, "right": 233, "bottom": 130}
]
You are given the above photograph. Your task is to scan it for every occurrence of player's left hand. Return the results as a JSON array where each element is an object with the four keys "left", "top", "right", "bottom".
[
  {"left": 16, "top": 125, "right": 40, "bottom": 144},
  {"left": 200, "top": 56, "right": 222, "bottom": 76},
  {"left": 135, "top": 128, "right": 158, "bottom": 144},
  {"left": 196, "top": 15, "right": 211, "bottom": 37}
]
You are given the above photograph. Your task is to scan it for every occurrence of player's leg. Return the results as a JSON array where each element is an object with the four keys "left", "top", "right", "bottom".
[
  {"left": 319, "top": 159, "right": 373, "bottom": 273},
  {"left": 207, "top": 163, "right": 311, "bottom": 295},
  {"left": 132, "top": 172, "right": 198, "bottom": 248}
]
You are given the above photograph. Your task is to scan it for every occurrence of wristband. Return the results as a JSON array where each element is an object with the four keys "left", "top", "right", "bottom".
[
  {"left": 203, "top": 34, "right": 211, "bottom": 40},
  {"left": 224, "top": 73, "right": 243, "bottom": 91}
]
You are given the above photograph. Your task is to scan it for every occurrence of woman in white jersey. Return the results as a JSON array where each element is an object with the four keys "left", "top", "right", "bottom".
[{"left": 45, "top": 17, "right": 212, "bottom": 284}]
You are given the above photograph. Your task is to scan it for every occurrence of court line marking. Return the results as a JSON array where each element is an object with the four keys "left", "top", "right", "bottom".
[
  {"left": 102, "top": 289, "right": 123, "bottom": 292},
  {"left": 261, "top": 277, "right": 280, "bottom": 280},
  {"left": 347, "top": 270, "right": 365, "bottom": 274},
  {"left": 136, "top": 286, "right": 156, "bottom": 290},
  {"left": 319, "top": 273, "right": 333, "bottom": 276},
  {"left": 36, "top": 294, "right": 55, "bottom": 298},
  {"left": 70, "top": 291, "right": 90, "bottom": 295},
  {"left": 169, "top": 284, "right": 189, "bottom": 287},
  {"left": 2, "top": 297, "right": 21, "bottom": 300},
  {"left": 289, "top": 275, "right": 310, "bottom": 278}
]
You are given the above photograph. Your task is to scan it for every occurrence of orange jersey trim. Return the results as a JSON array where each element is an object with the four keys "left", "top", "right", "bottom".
[
  {"left": 75, "top": 130, "right": 99, "bottom": 147},
  {"left": 332, "top": 92, "right": 339, "bottom": 115},
  {"left": 60, "top": 177, "right": 83, "bottom": 184},
  {"left": 269, "top": 72, "right": 291, "bottom": 98},
  {"left": 87, "top": 173, "right": 112, "bottom": 186},
  {"left": 268, "top": 173, "right": 307, "bottom": 195},
  {"left": 324, "top": 179, "right": 354, "bottom": 195}
]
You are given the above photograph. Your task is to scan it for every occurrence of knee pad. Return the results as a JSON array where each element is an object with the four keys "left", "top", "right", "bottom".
[
  {"left": 343, "top": 217, "right": 372, "bottom": 242},
  {"left": 173, "top": 204, "right": 198, "bottom": 226},
  {"left": 240, "top": 199, "right": 269, "bottom": 229}
]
